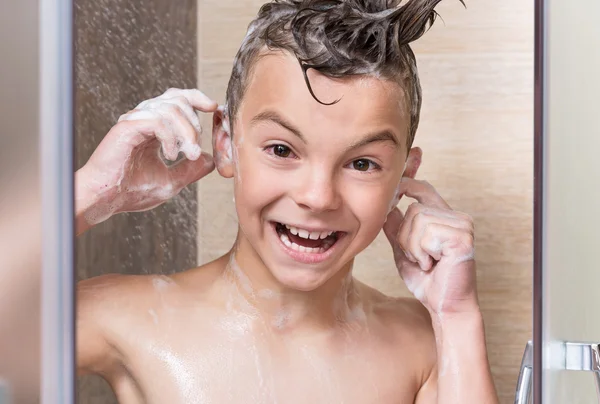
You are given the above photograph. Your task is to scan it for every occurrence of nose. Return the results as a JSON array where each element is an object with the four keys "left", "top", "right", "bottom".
[{"left": 292, "top": 166, "right": 341, "bottom": 213}]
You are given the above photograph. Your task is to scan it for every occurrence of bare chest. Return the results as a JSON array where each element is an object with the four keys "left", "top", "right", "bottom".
[{"left": 116, "top": 317, "right": 418, "bottom": 404}]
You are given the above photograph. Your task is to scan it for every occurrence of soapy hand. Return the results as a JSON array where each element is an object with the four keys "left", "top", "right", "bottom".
[
  {"left": 383, "top": 178, "right": 478, "bottom": 317},
  {"left": 77, "top": 88, "right": 218, "bottom": 226}
]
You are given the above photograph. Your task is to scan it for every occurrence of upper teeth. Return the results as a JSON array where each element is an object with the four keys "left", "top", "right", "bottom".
[{"left": 284, "top": 224, "right": 335, "bottom": 240}]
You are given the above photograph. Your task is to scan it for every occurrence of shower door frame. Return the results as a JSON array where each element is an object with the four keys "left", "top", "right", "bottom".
[
  {"left": 40, "top": 0, "right": 75, "bottom": 402},
  {"left": 533, "top": 0, "right": 545, "bottom": 401}
]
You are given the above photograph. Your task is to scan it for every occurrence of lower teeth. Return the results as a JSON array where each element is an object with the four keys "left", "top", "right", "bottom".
[{"left": 279, "top": 232, "right": 330, "bottom": 254}]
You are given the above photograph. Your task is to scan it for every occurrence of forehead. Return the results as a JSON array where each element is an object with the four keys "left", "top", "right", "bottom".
[{"left": 238, "top": 51, "right": 409, "bottom": 144}]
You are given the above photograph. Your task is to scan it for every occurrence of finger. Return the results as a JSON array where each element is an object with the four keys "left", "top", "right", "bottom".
[
  {"left": 399, "top": 265, "right": 429, "bottom": 302},
  {"left": 111, "top": 115, "right": 178, "bottom": 160},
  {"left": 118, "top": 109, "right": 137, "bottom": 122},
  {"left": 387, "top": 180, "right": 403, "bottom": 214},
  {"left": 396, "top": 203, "right": 421, "bottom": 264},
  {"left": 399, "top": 203, "right": 475, "bottom": 271},
  {"left": 162, "top": 88, "right": 218, "bottom": 112},
  {"left": 129, "top": 98, "right": 202, "bottom": 160},
  {"left": 398, "top": 203, "right": 436, "bottom": 270},
  {"left": 162, "top": 96, "right": 203, "bottom": 135},
  {"left": 383, "top": 208, "right": 416, "bottom": 265},
  {"left": 406, "top": 212, "right": 434, "bottom": 271},
  {"left": 134, "top": 99, "right": 150, "bottom": 110},
  {"left": 124, "top": 109, "right": 179, "bottom": 161},
  {"left": 420, "top": 223, "right": 475, "bottom": 264},
  {"left": 402, "top": 204, "right": 473, "bottom": 235},
  {"left": 155, "top": 102, "right": 202, "bottom": 161},
  {"left": 169, "top": 152, "right": 215, "bottom": 187},
  {"left": 383, "top": 207, "right": 403, "bottom": 248},
  {"left": 398, "top": 177, "right": 450, "bottom": 210}
]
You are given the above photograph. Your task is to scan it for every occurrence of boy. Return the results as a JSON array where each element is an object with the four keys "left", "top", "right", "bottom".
[{"left": 76, "top": 0, "right": 499, "bottom": 402}]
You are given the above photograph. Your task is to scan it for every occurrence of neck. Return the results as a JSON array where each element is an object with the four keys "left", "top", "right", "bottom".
[{"left": 216, "top": 233, "right": 366, "bottom": 332}]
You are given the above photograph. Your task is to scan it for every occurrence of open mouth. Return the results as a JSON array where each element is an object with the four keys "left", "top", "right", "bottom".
[{"left": 274, "top": 222, "right": 341, "bottom": 254}]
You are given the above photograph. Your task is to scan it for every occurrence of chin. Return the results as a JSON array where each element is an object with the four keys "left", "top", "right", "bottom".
[{"left": 269, "top": 264, "right": 334, "bottom": 292}]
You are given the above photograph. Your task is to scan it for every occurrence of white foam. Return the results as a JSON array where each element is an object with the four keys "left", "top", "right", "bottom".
[
  {"left": 425, "top": 236, "right": 443, "bottom": 258},
  {"left": 179, "top": 141, "right": 201, "bottom": 161},
  {"left": 222, "top": 118, "right": 231, "bottom": 135},
  {"left": 227, "top": 254, "right": 254, "bottom": 295},
  {"left": 257, "top": 289, "right": 277, "bottom": 299},
  {"left": 232, "top": 141, "right": 242, "bottom": 184},
  {"left": 403, "top": 271, "right": 427, "bottom": 301},
  {"left": 271, "top": 310, "right": 290, "bottom": 329},
  {"left": 219, "top": 312, "right": 254, "bottom": 339},
  {"left": 148, "top": 309, "right": 159, "bottom": 325},
  {"left": 153, "top": 276, "right": 173, "bottom": 292},
  {"left": 119, "top": 109, "right": 156, "bottom": 122}
]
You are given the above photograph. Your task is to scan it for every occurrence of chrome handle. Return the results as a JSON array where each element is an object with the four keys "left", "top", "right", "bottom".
[
  {"left": 564, "top": 342, "right": 600, "bottom": 372},
  {"left": 514, "top": 341, "right": 600, "bottom": 404},
  {"left": 514, "top": 341, "right": 533, "bottom": 404},
  {"left": 564, "top": 342, "right": 600, "bottom": 401}
]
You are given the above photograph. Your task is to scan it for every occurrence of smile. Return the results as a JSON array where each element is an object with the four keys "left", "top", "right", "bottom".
[{"left": 272, "top": 221, "right": 345, "bottom": 264}]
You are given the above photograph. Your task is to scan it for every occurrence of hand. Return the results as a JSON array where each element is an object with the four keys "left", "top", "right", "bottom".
[
  {"left": 383, "top": 178, "right": 478, "bottom": 317},
  {"left": 77, "top": 88, "right": 218, "bottom": 228}
]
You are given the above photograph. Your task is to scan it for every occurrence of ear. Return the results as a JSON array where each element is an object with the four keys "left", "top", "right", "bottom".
[
  {"left": 212, "top": 108, "right": 234, "bottom": 178},
  {"left": 403, "top": 147, "right": 422, "bottom": 179}
]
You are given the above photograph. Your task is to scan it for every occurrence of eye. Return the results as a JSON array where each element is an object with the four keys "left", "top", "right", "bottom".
[
  {"left": 273, "top": 144, "right": 291, "bottom": 157},
  {"left": 351, "top": 159, "right": 380, "bottom": 172},
  {"left": 265, "top": 144, "right": 296, "bottom": 159}
]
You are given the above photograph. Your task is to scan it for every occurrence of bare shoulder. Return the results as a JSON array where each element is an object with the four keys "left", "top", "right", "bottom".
[
  {"left": 77, "top": 257, "right": 226, "bottom": 324},
  {"left": 76, "top": 259, "right": 225, "bottom": 376},
  {"left": 78, "top": 272, "right": 172, "bottom": 317},
  {"left": 358, "top": 282, "right": 432, "bottom": 335},
  {"left": 358, "top": 282, "right": 437, "bottom": 377},
  {"left": 77, "top": 272, "right": 167, "bottom": 376}
]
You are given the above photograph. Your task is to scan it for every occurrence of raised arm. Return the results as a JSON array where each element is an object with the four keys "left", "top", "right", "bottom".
[
  {"left": 74, "top": 88, "right": 218, "bottom": 375},
  {"left": 383, "top": 177, "right": 498, "bottom": 404}
]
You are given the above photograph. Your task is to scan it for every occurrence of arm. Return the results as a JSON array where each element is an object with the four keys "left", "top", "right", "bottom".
[
  {"left": 383, "top": 177, "right": 498, "bottom": 404},
  {"left": 415, "top": 311, "right": 498, "bottom": 404},
  {"left": 429, "top": 311, "right": 498, "bottom": 403},
  {"left": 77, "top": 274, "right": 125, "bottom": 376},
  {"left": 76, "top": 168, "right": 100, "bottom": 235},
  {"left": 75, "top": 88, "right": 218, "bottom": 237},
  {"left": 73, "top": 88, "right": 218, "bottom": 374}
]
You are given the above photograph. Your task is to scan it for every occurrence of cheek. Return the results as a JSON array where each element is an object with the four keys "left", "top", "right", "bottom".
[
  {"left": 233, "top": 148, "right": 287, "bottom": 218},
  {"left": 344, "top": 185, "right": 391, "bottom": 234}
]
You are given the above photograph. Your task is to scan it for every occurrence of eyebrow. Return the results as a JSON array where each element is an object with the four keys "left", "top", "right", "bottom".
[
  {"left": 249, "top": 109, "right": 400, "bottom": 151},
  {"left": 344, "top": 130, "right": 399, "bottom": 153},
  {"left": 250, "top": 110, "right": 306, "bottom": 143}
]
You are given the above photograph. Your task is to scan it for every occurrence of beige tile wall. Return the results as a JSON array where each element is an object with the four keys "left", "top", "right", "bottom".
[{"left": 197, "top": 1, "right": 533, "bottom": 403}]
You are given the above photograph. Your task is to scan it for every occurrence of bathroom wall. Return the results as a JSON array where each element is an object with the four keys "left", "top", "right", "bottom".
[
  {"left": 197, "top": 1, "right": 533, "bottom": 403},
  {"left": 75, "top": 0, "right": 198, "bottom": 402}
]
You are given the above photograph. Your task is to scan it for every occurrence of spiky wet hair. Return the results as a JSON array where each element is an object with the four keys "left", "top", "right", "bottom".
[{"left": 225, "top": 0, "right": 460, "bottom": 147}]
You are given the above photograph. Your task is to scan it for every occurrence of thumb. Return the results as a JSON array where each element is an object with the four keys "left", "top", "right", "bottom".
[
  {"left": 383, "top": 207, "right": 414, "bottom": 269},
  {"left": 169, "top": 152, "right": 215, "bottom": 187},
  {"left": 383, "top": 207, "right": 403, "bottom": 248}
]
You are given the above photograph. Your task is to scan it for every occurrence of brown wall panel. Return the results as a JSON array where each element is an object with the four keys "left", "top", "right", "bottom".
[{"left": 75, "top": 0, "right": 198, "bottom": 402}]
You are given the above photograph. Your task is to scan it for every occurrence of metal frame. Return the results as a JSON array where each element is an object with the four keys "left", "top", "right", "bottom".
[
  {"left": 515, "top": 341, "right": 534, "bottom": 404},
  {"left": 533, "top": 0, "right": 546, "bottom": 401},
  {"left": 40, "top": 0, "right": 75, "bottom": 402}
]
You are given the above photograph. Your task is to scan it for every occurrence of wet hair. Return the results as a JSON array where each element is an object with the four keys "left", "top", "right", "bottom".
[{"left": 225, "top": 0, "right": 463, "bottom": 147}]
